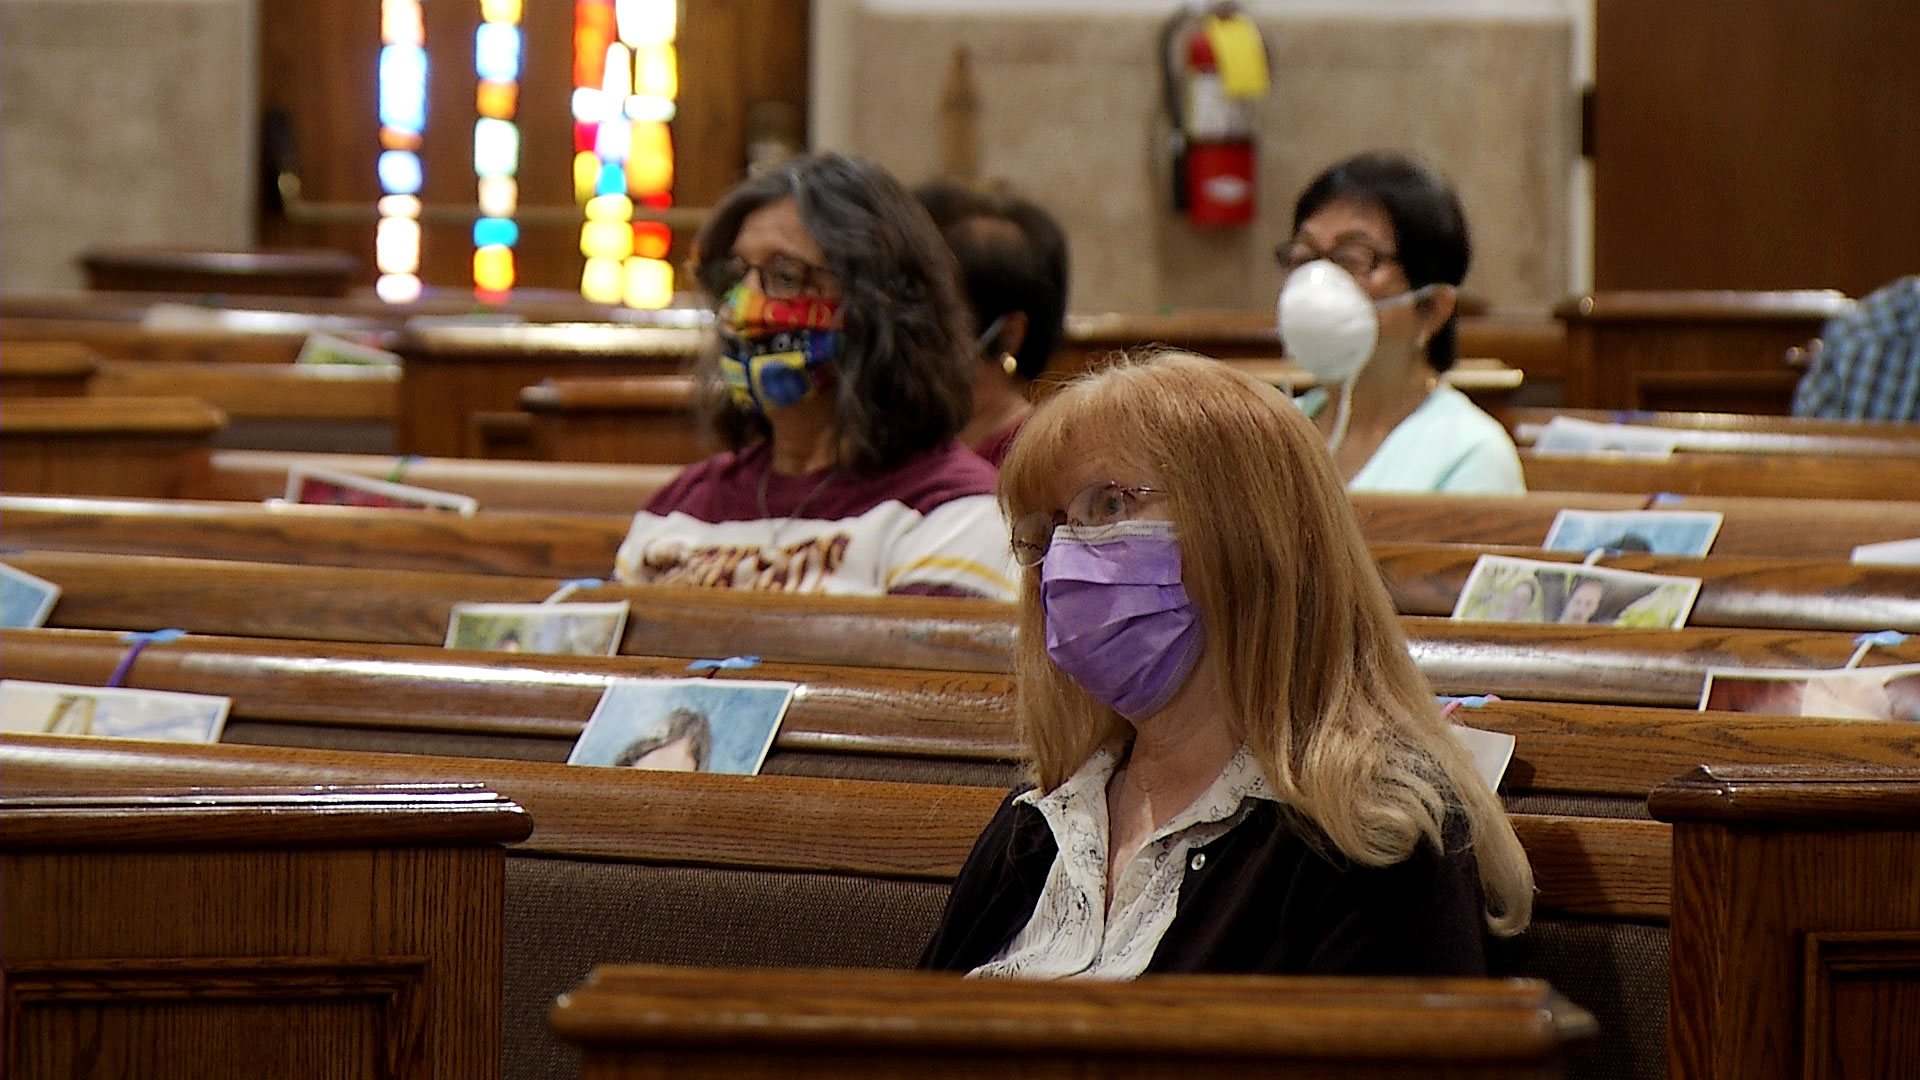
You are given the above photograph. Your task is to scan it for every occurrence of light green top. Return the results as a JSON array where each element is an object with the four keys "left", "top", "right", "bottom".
[{"left": 1297, "top": 384, "right": 1526, "bottom": 494}]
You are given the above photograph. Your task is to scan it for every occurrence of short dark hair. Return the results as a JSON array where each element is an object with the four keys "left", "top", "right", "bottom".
[
  {"left": 914, "top": 180, "right": 1071, "bottom": 383},
  {"left": 1292, "top": 152, "right": 1471, "bottom": 373},
  {"left": 613, "top": 706, "right": 713, "bottom": 770},
  {"left": 691, "top": 152, "right": 974, "bottom": 474}
]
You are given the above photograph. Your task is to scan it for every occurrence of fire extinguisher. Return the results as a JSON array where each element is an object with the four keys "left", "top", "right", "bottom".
[{"left": 1161, "top": 2, "right": 1269, "bottom": 227}]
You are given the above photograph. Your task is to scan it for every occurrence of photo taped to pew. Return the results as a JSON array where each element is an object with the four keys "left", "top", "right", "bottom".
[
  {"left": 282, "top": 465, "right": 479, "bottom": 514},
  {"left": 1701, "top": 663, "right": 1920, "bottom": 723},
  {"left": 1543, "top": 508, "right": 1723, "bottom": 557},
  {"left": 1453, "top": 554, "right": 1701, "bottom": 628},
  {"left": 446, "top": 601, "right": 630, "bottom": 656},
  {"left": 1, "top": 680, "right": 230, "bottom": 742},
  {"left": 1, "top": 562, "right": 62, "bottom": 629},
  {"left": 568, "top": 678, "right": 795, "bottom": 775}
]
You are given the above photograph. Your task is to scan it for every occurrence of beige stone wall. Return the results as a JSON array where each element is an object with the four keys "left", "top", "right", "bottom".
[
  {"left": 0, "top": 0, "right": 257, "bottom": 291},
  {"left": 831, "top": 8, "right": 1574, "bottom": 315}
]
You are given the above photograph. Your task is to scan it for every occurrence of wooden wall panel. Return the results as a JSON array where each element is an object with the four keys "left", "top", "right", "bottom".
[{"left": 1593, "top": 1, "right": 1920, "bottom": 295}]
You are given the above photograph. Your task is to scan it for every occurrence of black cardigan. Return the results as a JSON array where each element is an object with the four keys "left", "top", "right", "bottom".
[{"left": 919, "top": 789, "right": 1489, "bottom": 975}]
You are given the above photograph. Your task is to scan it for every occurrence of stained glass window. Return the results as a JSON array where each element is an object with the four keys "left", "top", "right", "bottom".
[
  {"left": 472, "top": 2, "right": 523, "bottom": 302},
  {"left": 575, "top": 0, "right": 677, "bottom": 308},
  {"left": 376, "top": 0, "right": 427, "bottom": 303}
]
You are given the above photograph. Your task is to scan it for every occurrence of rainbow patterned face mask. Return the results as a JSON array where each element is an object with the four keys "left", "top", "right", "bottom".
[{"left": 716, "top": 281, "right": 845, "bottom": 412}]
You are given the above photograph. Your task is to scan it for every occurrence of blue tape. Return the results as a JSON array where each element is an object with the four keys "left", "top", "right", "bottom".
[
  {"left": 1437, "top": 694, "right": 1500, "bottom": 709},
  {"left": 557, "top": 578, "right": 604, "bottom": 591},
  {"left": 686, "top": 656, "right": 762, "bottom": 672},
  {"left": 1647, "top": 492, "right": 1685, "bottom": 506},
  {"left": 107, "top": 629, "right": 186, "bottom": 687},
  {"left": 1854, "top": 630, "right": 1909, "bottom": 648},
  {"left": 386, "top": 454, "right": 425, "bottom": 483}
]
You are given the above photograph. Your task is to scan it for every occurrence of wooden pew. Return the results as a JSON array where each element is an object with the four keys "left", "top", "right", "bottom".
[
  {"left": 2, "top": 780, "right": 530, "bottom": 1079},
  {"left": 552, "top": 966, "right": 1592, "bottom": 1079},
  {"left": 10, "top": 626, "right": 1916, "bottom": 806},
  {"left": 393, "top": 322, "right": 709, "bottom": 457},
  {"left": 1519, "top": 448, "right": 1920, "bottom": 501},
  {"left": 0, "top": 315, "right": 390, "bottom": 366},
  {"left": 189, "top": 450, "right": 681, "bottom": 515},
  {"left": 0, "top": 626, "right": 1020, "bottom": 787},
  {"left": 0, "top": 396, "right": 225, "bottom": 499},
  {"left": 0, "top": 341, "right": 99, "bottom": 396},
  {"left": 12, "top": 441, "right": 1916, "bottom": 559},
  {"left": 500, "top": 362, "right": 1521, "bottom": 466},
  {"left": 1506, "top": 407, "right": 1920, "bottom": 459},
  {"left": 1650, "top": 765, "right": 1920, "bottom": 1080},
  {"left": 0, "top": 735, "right": 1653, "bottom": 1080},
  {"left": 11, "top": 499, "right": 1917, "bottom": 633},
  {"left": 1553, "top": 290, "right": 1851, "bottom": 412},
  {"left": 1350, "top": 491, "right": 1920, "bottom": 560},
  {"left": 13, "top": 550, "right": 1920, "bottom": 707},
  {"left": 79, "top": 246, "right": 362, "bottom": 296}
]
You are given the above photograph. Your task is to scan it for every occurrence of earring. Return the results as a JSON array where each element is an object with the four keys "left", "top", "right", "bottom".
[{"left": 1001, "top": 353, "right": 1019, "bottom": 376}]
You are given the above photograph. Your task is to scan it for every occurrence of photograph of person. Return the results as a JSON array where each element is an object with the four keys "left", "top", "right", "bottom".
[
  {"left": 921, "top": 351, "right": 1533, "bottom": 979},
  {"left": 1543, "top": 509, "right": 1724, "bottom": 558},
  {"left": 445, "top": 602, "right": 630, "bottom": 657},
  {"left": 568, "top": 678, "right": 795, "bottom": 775},
  {"left": 1, "top": 562, "right": 62, "bottom": 629},
  {"left": 1454, "top": 555, "right": 1700, "bottom": 629},
  {"left": 1701, "top": 663, "right": 1920, "bottom": 722},
  {"left": 0, "top": 680, "right": 230, "bottom": 742},
  {"left": 284, "top": 466, "right": 478, "bottom": 514}
]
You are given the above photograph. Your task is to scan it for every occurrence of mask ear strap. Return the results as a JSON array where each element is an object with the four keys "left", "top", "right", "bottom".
[
  {"left": 1325, "top": 378, "right": 1357, "bottom": 455},
  {"left": 974, "top": 314, "right": 1009, "bottom": 357}
]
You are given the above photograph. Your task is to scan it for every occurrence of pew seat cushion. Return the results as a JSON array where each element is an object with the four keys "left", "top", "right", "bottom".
[
  {"left": 504, "top": 856, "right": 949, "bottom": 1080},
  {"left": 613, "top": 440, "right": 1018, "bottom": 599}
]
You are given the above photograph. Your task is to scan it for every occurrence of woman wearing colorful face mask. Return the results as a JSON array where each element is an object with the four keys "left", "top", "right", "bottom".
[
  {"left": 1277, "top": 152, "right": 1526, "bottom": 494},
  {"left": 612, "top": 152, "right": 1018, "bottom": 600},
  {"left": 921, "top": 352, "right": 1532, "bottom": 977}
]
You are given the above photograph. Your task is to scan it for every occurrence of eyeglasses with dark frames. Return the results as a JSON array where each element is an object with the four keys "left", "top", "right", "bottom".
[
  {"left": 702, "top": 253, "right": 835, "bottom": 301},
  {"left": 1274, "top": 239, "right": 1400, "bottom": 282}
]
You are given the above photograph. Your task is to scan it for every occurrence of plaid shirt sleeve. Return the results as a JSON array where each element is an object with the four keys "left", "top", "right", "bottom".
[{"left": 1793, "top": 275, "right": 1920, "bottom": 421}]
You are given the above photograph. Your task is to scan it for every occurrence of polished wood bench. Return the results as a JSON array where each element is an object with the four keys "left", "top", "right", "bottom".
[
  {"left": 0, "top": 341, "right": 99, "bottom": 396},
  {"left": 189, "top": 450, "right": 680, "bottom": 515},
  {"left": 553, "top": 965, "right": 1593, "bottom": 1079},
  {"left": 1506, "top": 407, "right": 1920, "bottom": 458},
  {"left": 10, "top": 626, "right": 1915, "bottom": 806},
  {"left": 1519, "top": 447, "right": 1920, "bottom": 501},
  {"left": 1651, "top": 764, "right": 1920, "bottom": 1080},
  {"left": 394, "top": 322, "right": 709, "bottom": 457},
  {"left": 0, "top": 315, "right": 388, "bottom": 365},
  {"left": 0, "top": 735, "right": 1652, "bottom": 1080},
  {"left": 12, "top": 550, "right": 1920, "bottom": 708},
  {"left": 1350, "top": 491, "right": 1920, "bottom": 560},
  {"left": 10, "top": 497, "right": 1916, "bottom": 633},
  {"left": 0, "top": 396, "right": 225, "bottom": 499},
  {"left": 1554, "top": 290, "right": 1852, "bottom": 412},
  {"left": 1, "top": 779, "right": 530, "bottom": 1079}
]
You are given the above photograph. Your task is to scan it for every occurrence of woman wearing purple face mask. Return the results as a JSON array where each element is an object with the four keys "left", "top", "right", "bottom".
[
  {"left": 612, "top": 152, "right": 1018, "bottom": 600},
  {"left": 1276, "top": 152, "right": 1525, "bottom": 494},
  {"left": 921, "top": 351, "right": 1533, "bottom": 978}
]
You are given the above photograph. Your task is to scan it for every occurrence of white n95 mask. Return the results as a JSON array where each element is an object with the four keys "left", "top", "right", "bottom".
[{"left": 1276, "top": 260, "right": 1381, "bottom": 385}]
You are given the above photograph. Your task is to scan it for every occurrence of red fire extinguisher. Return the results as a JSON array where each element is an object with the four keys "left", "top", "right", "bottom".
[{"left": 1161, "top": 2, "right": 1269, "bottom": 227}]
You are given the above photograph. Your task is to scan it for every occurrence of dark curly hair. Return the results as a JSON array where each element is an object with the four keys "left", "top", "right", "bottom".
[
  {"left": 1292, "top": 152, "right": 1471, "bottom": 373},
  {"left": 613, "top": 706, "right": 712, "bottom": 770},
  {"left": 690, "top": 152, "right": 974, "bottom": 474}
]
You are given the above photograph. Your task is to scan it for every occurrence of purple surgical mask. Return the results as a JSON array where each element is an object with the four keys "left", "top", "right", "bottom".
[{"left": 1040, "top": 520, "right": 1205, "bottom": 720}]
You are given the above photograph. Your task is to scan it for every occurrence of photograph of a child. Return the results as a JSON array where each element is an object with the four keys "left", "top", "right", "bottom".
[
  {"left": 0, "top": 680, "right": 231, "bottom": 742},
  {"left": 1701, "top": 663, "right": 1920, "bottom": 722},
  {"left": 445, "top": 602, "right": 630, "bottom": 656},
  {"left": 1531, "top": 416, "right": 1678, "bottom": 458},
  {"left": 285, "top": 466, "right": 478, "bottom": 514},
  {"left": 1, "top": 563, "right": 62, "bottom": 629},
  {"left": 1454, "top": 555, "right": 1701, "bottom": 629},
  {"left": 1543, "top": 509, "right": 1724, "bottom": 558},
  {"left": 567, "top": 678, "right": 796, "bottom": 775}
]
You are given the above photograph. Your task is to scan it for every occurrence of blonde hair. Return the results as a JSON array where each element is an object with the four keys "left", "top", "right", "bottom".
[{"left": 999, "top": 351, "right": 1532, "bottom": 935}]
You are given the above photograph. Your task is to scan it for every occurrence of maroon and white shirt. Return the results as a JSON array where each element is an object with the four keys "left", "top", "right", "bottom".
[{"left": 614, "top": 441, "right": 1018, "bottom": 600}]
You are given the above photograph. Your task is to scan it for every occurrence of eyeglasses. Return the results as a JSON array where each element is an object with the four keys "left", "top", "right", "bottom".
[
  {"left": 1011, "top": 481, "right": 1168, "bottom": 567},
  {"left": 702, "top": 253, "right": 835, "bottom": 301},
  {"left": 1274, "top": 239, "right": 1400, "bottom": 282}
]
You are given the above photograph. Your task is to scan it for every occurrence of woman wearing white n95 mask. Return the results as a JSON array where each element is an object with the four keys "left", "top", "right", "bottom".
[{"left": 1276, "top": 152, "right": 1525, "bottom": 494}]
